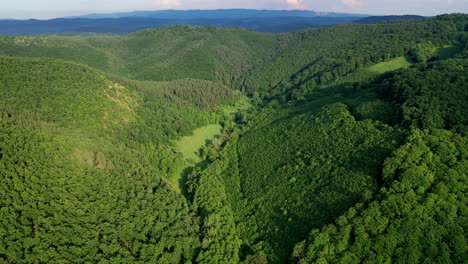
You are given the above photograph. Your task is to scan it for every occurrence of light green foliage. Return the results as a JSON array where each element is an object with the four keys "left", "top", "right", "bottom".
[
  {"left": 409, "top": 42, "right": 438, "bottom": 62},
  {"left": 0, "top": 56, "right": 137, "bottom": 128},
  {"left": 0, "top": 56, "right": 234, "bottom": 262},
  {"left": 0, "top": 124, "right": 200, "bottom": 263},
  {"left": 0, "top": 36, "right": 110, "bottom": 70},
  {"left": 222, "top": 96, "right": 252, "bottom": 115}
]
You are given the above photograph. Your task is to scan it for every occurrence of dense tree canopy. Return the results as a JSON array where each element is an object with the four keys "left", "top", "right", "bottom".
[
  {"left": 292, "top": 129, "right": 467, "bottom": 264},
  {"left": 0, "top": 14, "right": 466, "bottom": 264}
]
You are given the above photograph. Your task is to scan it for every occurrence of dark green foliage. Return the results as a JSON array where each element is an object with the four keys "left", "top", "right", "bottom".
[
  {"left": 377, "top": 58, "right": 468, "bottom": 133},
  {"left": 0, "top": 15, "right": 466, "bottom": 99},
  {"left": 293, "top": 129, "right": 467, "bottom": 264},
  {"left": 352, "top": 100, "right": 397, "bottom": 124},
  {"left": 120, "top": 78, "right": 241, "bottom": 112},
  {"left": 354, "top": 15, "right": 426, "bottom": 24},
  {"left": 221, "top": 102, "right": 401, "bottom": 262}
]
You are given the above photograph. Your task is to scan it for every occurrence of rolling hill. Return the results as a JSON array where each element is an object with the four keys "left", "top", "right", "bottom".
[
  {"left": 354, "top": 15, "right": 426, "bottom": 24},
  {"left": 0, "top": 13, "right": 467, "bottom": 264}
]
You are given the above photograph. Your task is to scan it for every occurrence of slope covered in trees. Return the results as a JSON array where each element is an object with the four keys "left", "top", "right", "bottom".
[
  {"left": 292, "top": 129, "right": 467, "bottom": 264},
  {"left": 0, "top": 26, "right": 281, "bottom": 87},
  {"left": 0, "top": 17, "right": 361, "bottom": 35},
  {"left": 0, "top": 14, "right": 467, "bottom": 264},
  {"left": 182, "top": 15, "right": 467, "bottom": 263},
  {"left": 0, "top": 56, "right": 246, "bottom": 263},
  {"left": 224, "top": 102, "right": 402, "bottom": 262},
  {"left": 288, "top": 53, "right": 468, "bottom": 264},
  {"left": 0, "top": 57, "right": 206, "bottom": 263},
  {"left": 0, "top": 14, "right": 465, "bottom": 96}
]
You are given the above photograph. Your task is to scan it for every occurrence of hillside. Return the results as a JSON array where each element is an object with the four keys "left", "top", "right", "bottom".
[
  {"left": 354, "top": 15, "right": 426, "bottom": 24},
  {"left": 292, "top": 58, "right": 468, "bottom": 264},
  {"left": 0, "top": 25, "right": 281, "bottom": 86},
  {"left": 0, "top": 55, "right": 249, "bottom": 262},
  {"left": 0, "top": 14, "right": 465, "bottom": 94},
  {"left": 0, "top": 14, "right": 467, "bottom": 264}
]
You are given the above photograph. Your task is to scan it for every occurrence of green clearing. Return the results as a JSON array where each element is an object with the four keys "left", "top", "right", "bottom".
[
  {"left": 175, "top": 124, "right": 222, "bottom": 162},
  {"left": 437, "top": 44, "right": 460, "bottom": 60},
  {"left": 338, "top": 56, "right": 414, "bottom": 85},
  {"left": 168, "top": 124, "right": 222, "bottom": 194},
  {"left": 222, "top": 96, "right": 252, "bottom": 114},
  {"left": 368, "top": 56, "right": 413, "bottom": 73}
]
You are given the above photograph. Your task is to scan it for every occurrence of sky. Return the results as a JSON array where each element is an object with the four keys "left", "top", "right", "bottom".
[{"left": 0, "top": 0, "right": 467, "bottom": 19}]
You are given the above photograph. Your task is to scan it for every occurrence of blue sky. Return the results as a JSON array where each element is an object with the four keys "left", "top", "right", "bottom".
[{"left": 1, "top": 0, "right": 467, "bottom": 19}]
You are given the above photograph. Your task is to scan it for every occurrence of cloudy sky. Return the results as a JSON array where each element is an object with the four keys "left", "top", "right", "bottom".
[{"left": 1, "top": 0, "right": 467, "bottom": 19}]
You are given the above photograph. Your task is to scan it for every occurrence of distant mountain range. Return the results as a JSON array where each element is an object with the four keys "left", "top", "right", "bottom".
[
  {"left": 0, "top": 9, "right": 427, "bottom": 35},
  {"left": 66, "top": 9, "right": 369, "bottom": 19}
]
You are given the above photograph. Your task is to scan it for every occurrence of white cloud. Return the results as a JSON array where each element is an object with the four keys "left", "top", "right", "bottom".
[
  {"left": 155, "top": 0, "right": 181, "bottom": 9},
  {"left": 285, "top": 0, "right": 307, "bottom": 9},
  {"left": 341, "top": 0, "right": 363, "bottom": 9}
]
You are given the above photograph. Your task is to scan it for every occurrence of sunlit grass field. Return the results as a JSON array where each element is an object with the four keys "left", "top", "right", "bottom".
[
  {"left": 368, "top": 56, "right": 413, "bottom": 74},
  {"left": 175, "top": 124, "right": 222, "bottom": 161}
]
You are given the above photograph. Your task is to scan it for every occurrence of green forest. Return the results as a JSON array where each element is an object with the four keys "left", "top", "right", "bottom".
[{"left": 0, "top": 14, "right": 467, "bottom": 264}]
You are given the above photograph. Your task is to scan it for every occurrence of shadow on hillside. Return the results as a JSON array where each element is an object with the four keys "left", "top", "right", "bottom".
[{"left": 178, "top": 160, "right": 210, "bottom": 199}]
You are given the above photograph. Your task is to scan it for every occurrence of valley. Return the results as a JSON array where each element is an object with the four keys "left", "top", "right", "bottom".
[{"left": 0, "top": 13, "right": 466, "bottom": 264}]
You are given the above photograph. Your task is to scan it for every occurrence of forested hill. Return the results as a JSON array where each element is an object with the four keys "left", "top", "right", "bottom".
[
  {"left": 0, "top": 25, "right": 281, "bottom": 85},
  {"left": 354, "top": 15, "right": 426, "bottom": 24},
  {"left": 0, "top": 14, "right": 467, "bottom": 264},
  {"left": 0, "top": 14, "right": 465, "bottom": 91},
  {"left": 0, "top": 55, "right": 243, "bottom": 263},
  {"left": 0, "top": 16, "right": 361, "bottom": 35}
]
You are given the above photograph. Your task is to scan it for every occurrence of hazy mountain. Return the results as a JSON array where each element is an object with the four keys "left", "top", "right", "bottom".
[{"left": 67, "top": 9, "right": 368, "bottom": 19}]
